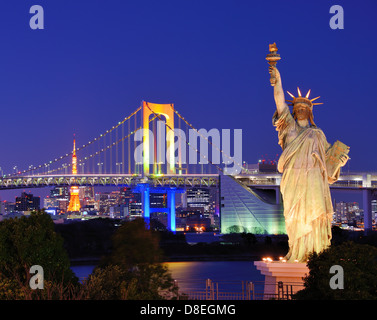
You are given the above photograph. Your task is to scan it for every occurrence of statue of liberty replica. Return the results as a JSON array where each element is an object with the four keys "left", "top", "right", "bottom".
[{"left": 267, "top": 43, "right": 350, "bottom": 262}]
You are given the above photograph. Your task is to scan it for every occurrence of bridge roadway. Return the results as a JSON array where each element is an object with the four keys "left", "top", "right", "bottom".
[
  {"left": 1, "top": 171, "right": 376, "bottom": 232},
  {"left": 0, "top": 173, "right": 220, "bottom": 190},
  {"left": 2, "top": 171, "right": 376, "bottom": 189}
]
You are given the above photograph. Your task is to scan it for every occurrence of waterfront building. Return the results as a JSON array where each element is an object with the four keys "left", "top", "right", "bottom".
[
  {"left": 176, "top": 207, "right": 212, "bottom": 231},
  {"left": 220, "top": 174, "right": 285, "bottom": 234},
  {"left": 185, "top": 187, "right": 219, "bottom": 229}
]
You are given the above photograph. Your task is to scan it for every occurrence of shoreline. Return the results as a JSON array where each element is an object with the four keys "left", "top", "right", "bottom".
[{"left": 70, "top": 254, "right": 276, "bottom": 266}]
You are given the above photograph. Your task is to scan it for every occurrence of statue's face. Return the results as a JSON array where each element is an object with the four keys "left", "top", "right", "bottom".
[{"left": 294, "top": 103, "right": 311, "bottom": 121}]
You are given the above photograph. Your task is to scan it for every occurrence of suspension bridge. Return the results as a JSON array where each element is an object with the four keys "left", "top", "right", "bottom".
[
  {"left": 2, "top": 101, "right": 239, "bottom": 178},
  {"left": 1, "top": 101, "right": 376, "bottom": 233},
  {"left": 0, "top": 101, "right": 240, "bottom": 232}
]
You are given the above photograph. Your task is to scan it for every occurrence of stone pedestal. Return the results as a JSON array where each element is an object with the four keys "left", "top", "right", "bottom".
[{"left": 254, "top": 261, "right": 309, "bottom": 299}]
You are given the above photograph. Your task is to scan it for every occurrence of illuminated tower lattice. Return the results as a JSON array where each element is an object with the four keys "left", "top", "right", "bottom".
[{"left": 67, "top": 138, "right": 81, "bottom": 212}]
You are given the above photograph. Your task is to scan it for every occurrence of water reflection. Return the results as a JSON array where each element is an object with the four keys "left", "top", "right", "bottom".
[
  {"left": 71, "top": 261, "right": 265, "bottom": 292},
  {"left": 163, "top": 261, "right": 265, "bottom": 292}
]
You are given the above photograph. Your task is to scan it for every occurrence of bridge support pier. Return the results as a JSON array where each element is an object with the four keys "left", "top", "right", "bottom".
[
  {"left": 363, "top": 188, "right": 373, "bottom": 235},
  {"left": 140, "top": 184, "right": 150, "bottom": 224},
  {"left": 167, "top": 189, "right": 176, "bottom": 232},
  {"left": 134, "top": 183, "right": 184, "bottom": 232}
]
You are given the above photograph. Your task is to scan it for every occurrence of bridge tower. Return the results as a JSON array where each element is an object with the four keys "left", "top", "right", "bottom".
[
  {"left": 139, "top": 101, "right": 183, "bottom": 232},
  {"left": 142, "top": 101, "right": 175, "bottom": 176},
  {"left": 67, "top": 137, "right": 81, "bottom": 212}
]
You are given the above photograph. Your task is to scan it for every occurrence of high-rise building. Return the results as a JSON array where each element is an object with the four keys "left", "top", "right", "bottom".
[
  {"left": 119, "top": 187, "right": 142, "bottom": 218},
  {"left": 15, "top": 192, "right": 40, "bottom": 212},
  {"left": 97, "top": 191, "right": 121, "bottom": 215},
  {"left": 50, "top": 186, "right": 69, "bottom": 199},
  {"left": 48, "top": 186, "right": 69, "bottom": 213},
  {"left": 185, "top": 187, "right": 220, "bottom": 228},
  {"left": 79, "top": 186, "right": 95, "bottom": 206},
  {"left": 334, "top": 201, "right": 363, "bottom": 226},
  {"left": 186, "top": 188, "right": 211, "bottom": 214},
  {"left": 150, "top": 193, "right": 167, "bottom": 209},
  {"left": 372, "top": 200, "right": 377, "bottom": 222}
]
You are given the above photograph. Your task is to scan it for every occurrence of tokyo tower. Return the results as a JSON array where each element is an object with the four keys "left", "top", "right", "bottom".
[{"left": 67, "top": 137, "right": 81, "bottom": 212}]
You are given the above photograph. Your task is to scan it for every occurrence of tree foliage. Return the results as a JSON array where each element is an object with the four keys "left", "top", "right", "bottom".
[
  {"left": 87, "top": 218, "right": 178, "bottom": 300},
  {"left": 84, "top": 263, "right": 178, "bottom": 300},
  {"left": 294, "top": 242, "right": 377, "bottom": 300},
  {"left": 0, "top": 215, "right": 178, "bottom": 300},
  {"left": 104, "top": 218, "right": 163, "bottom": 267},
  {"left": 54, "top": 218, "right": 116, "bottom": 259},
  {"left": 0, "top": 211, "right": 76, "bottom": 285}
]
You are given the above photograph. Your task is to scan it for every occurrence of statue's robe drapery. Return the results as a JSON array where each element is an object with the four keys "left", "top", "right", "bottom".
[{"left": 273, "top": 107, "right": 339, "bottom": 262}]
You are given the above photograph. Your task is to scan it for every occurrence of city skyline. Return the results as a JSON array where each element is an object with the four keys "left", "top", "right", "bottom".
[
  {"left": 1, "top": 182, "right": 369, "bottom": 233},
  {"left": 0, "top": 185, "right": 221, "bottom": 232}
]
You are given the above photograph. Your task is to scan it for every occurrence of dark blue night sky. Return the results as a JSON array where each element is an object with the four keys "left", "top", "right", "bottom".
[{"left": 0, "top": 0, "right": 376, "bottom": 202}]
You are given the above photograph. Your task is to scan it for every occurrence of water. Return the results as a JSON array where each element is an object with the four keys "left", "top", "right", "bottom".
[
  {"left": 164, "top": 261, "right": 263, "bottom": 281},
  {"left": 71, "top": 265, "right": 96, "bottom": 281},
  {"left": 163, "top": 261, "right": 265, "bottom": 293},
  {"left": 71, "top": 261, "right": 265, "bottom": 292}
]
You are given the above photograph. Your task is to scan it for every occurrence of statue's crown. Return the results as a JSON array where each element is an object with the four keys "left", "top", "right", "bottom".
[{"left": 286, "top": 87, "right": 323, "bottom": 110}]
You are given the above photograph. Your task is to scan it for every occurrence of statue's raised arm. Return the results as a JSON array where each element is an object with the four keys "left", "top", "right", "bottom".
[
  {"left": 269, "top": 66, "right": 288, "bottom": 116},
  {"left": 266, "top": 43, "right": 288, "bottom": 116}
]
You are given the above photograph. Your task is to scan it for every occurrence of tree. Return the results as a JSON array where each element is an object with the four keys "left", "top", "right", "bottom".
[
  {"left": 94, "top": 218, "right": 178, "bottom": 299},
  {"left": 0, "top": 211, "right": 77, "bottom": 287},
  {"left": 104, "top": 218, "right": 162, "bottom": 267},
  {"left": 241, "top": 232, "right": 257, "bottom": 246},
  {"left": 227, "top": 225, "right": 244, "bottom": 233},
  {"left": 54, "top": 218, "right": 116, "bottom": 259},
  {"left": 294, "top": 242, "right": 377, "bottom": 300},
  {"left": 83, "top": 265, "right": 132, "bottom": 300}
]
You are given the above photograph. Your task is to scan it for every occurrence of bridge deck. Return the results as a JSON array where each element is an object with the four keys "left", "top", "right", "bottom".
[
  {"left": 0, "top": 174, "right": 220, "bottom": 189},
  {"left": 1, "top": 172, "right": 376, "bottom": 190}
]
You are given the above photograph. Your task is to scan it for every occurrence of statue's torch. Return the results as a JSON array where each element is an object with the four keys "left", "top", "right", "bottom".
[{"left": 266, "top": 43, "right": 281, "bottom": 86}]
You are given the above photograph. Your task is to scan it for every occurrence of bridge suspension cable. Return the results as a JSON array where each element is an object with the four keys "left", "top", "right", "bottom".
[
  {"left": 12, "top": 106, "right": 142, "bottom": 176},
  {"left": 169, "top": 105, "right": 246, "bottom": 174},
  {"left": 9, "top": 101, "right": 245, "bottom": 177},
  {"left": 143, "top": 102, "right": 226, "bottom": 173},
  {"left": 46, "top": 114, "right": 161, "bottom": 176}
]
